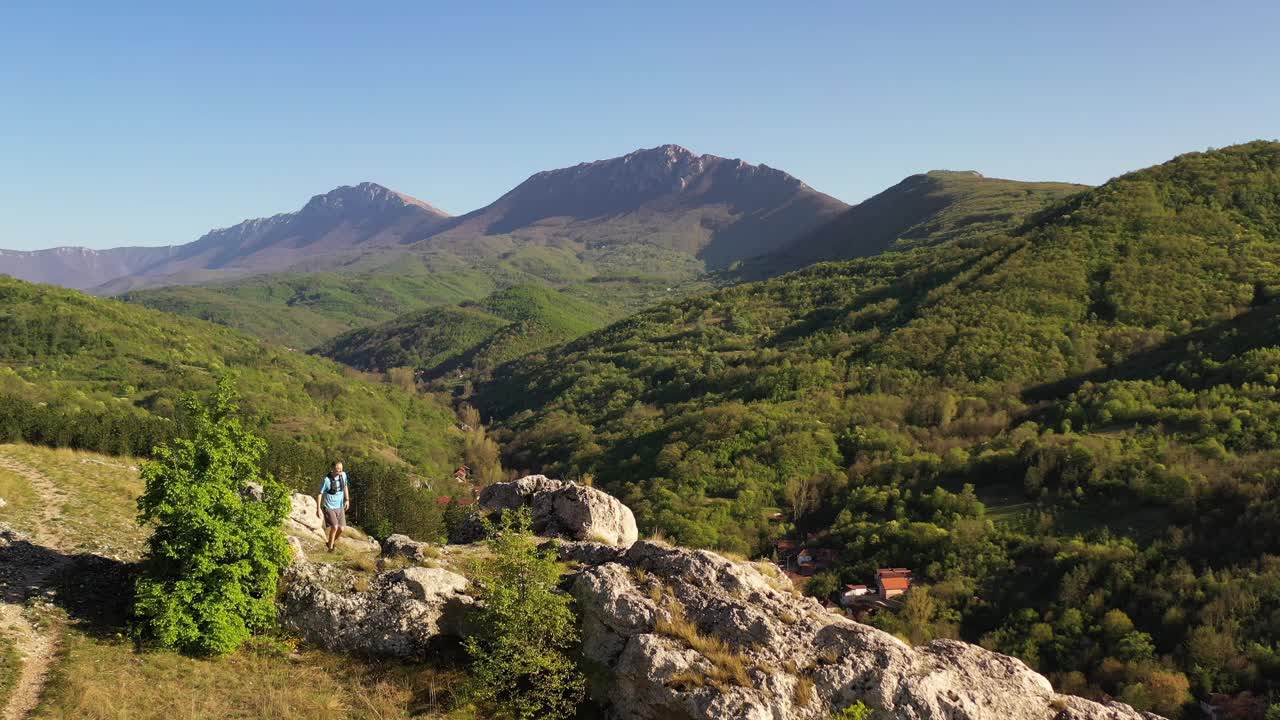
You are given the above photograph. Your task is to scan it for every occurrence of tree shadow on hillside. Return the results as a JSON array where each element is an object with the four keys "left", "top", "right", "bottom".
[
  {"left": 770, "top": 244, "right": 1015, "bottom": 347},
  {"left": 0, "top": 534, "right": 136, "bottom": 637},
  {"left": 1021, "top": 298, "right": 1280, "bottom": 404}
]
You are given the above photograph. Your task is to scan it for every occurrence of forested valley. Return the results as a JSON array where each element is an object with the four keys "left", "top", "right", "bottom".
[{"left": 472, "top": 142, "right": 1280, "bottom": 714}]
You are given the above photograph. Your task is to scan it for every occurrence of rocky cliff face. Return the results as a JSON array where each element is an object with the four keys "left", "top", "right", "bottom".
[
  {"left": 278, "top": 477, "right": 1164, "bottom": 720},
  {"left": 562, "top": 540, "right": 1161, "bottom": 720}
]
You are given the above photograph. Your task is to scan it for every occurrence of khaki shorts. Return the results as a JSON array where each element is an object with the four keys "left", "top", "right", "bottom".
[{"left": 323, "top": 507, "right": 346, "bottom": 529}]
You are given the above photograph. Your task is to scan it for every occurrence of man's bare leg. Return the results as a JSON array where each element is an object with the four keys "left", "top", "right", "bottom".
[
  {"left": 325, "top": 526, "right": 337, "bottom": 551},
  {"left": 333, "top": 526, "right": 344, "bottom": 548}
]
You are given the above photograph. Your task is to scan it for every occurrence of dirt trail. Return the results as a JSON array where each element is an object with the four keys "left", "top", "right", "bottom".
[{"left": 0, "top": 452, "right": 73, "bottom": 720}]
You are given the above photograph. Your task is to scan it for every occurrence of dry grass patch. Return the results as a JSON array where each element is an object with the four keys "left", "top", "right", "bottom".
[
  {"left": 752, "top": 561, "right": 802, "bottom": 597},
  {"left": 792, "top": 674, "right": 814, "bottom": 707},
  {"left": 654, "top": 600, "right": 751, "bottom": 689},
  {"left": 645, "top": 530, "right": 672, "bottom": 547},
  {"left": 666, "top": 669, "right": 705, "bottom": 691},
  {"left": 713, "top": 549, "right": 749, "bottom": 563},
  {"left": 346, "top": 555, "right": 379, "bottom": 574},
  {"left": 33, "top": 629, "right": 471, "bottom": 720}
]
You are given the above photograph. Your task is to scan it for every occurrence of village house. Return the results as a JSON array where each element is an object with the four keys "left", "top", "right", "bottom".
[
  {"left": 840, "top": 584, "right": 870, "bottom": 606},
  {"left": 876, "top": 568, "right": 913, "bottom": 599},
  {"left": 788, "top": 546, "right": 839, "bottom": 576}
]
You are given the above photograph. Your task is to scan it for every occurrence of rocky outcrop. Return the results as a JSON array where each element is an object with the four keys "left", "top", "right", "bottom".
[
  {"left": 275, "top": 479, "right": 1160, "bottom": 720},
  {"left": 279, "top": 556, "right": 472, "bottom": 658},
  {"left": 286, "top": 492, "right": 379, "bottom": 553},
  {"left": 383, "top": 533, "right": 435, "bottom": 562},
  {"left": 564, "top": 541, "right": 1163, "bottom": 720},
  {"left": 462, "top": 475, "right": 638, "bottom": 547}
]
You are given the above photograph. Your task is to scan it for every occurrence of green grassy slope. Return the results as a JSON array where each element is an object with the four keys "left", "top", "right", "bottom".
[
  {"left": 313, "top": 305, "right": 511, "bottom": 374},
  {"left": 0, "top": 276, "right": 463, "bottom": 475},
  {"left": 475, "top": 141, "right": 1280, "bottom": 709},
  {"left": 121, "top": 260, "right": 500, "bottom": 348},
  {"left": 314, "top": 284, "right": 618, "bottom": 376},
  {"left": 122, "top": 244, "right": 706, "bottom": 350}
]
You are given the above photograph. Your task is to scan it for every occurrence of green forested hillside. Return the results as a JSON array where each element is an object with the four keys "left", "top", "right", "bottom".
[
  {"left": 0, "top": 276, "right": 463, "bottom": 479},
  {"left": 119, "top": 258, "right": 510, "bottom": 348},
  {"left": 122, "top": 244, "right": 707, "bottom": 349},
  {"left": 313, "top": 284, "right": 617, "bottom": 376},
  {"left": 730, "top": 170, "right": 1087, "bottom": 279},
  {"left": 476, "top": 141, "right": 1280, "bottom": 711}
]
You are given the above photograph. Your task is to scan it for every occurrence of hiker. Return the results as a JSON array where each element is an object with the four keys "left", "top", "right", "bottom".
[{"left": 316, "top": 461, "right": 350, "bottom": 551}]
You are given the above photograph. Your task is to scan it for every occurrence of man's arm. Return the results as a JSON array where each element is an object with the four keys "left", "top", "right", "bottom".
[{"left": 344, "top": 483, "right": 351, "bottom": 511}]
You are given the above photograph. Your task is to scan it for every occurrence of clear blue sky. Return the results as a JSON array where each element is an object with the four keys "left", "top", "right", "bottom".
[{"left": 2, "top": 1, "right": 1277, "bottom": 250}]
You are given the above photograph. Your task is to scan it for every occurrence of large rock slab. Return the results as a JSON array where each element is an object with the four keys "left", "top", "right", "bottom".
[
  {"left": 568, "top": 541, "right": 1164, "bottom": 720},
  {"left": 383, "top": 533, "right": 435, "bottom": 562},
  {"left": 287, "top": 492, "right": 326, "bottom": 536},
  {"left": 279, "top": 557, "right": 473, "bottom": 658},
  {"left": 463, "top": 475, "right": 638, "bottom": 547},
  {"left": 286, "top": 492, "right": 379, "bottom": 553}
]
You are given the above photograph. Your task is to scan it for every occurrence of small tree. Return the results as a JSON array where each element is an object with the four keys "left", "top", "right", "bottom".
[
  {"left": 805, "top": 571, "right": 840, "bottom": 600},
  {"left": 132, "top": 378, "right": 290, "bottom": 655},
  {"left": 901, "top": 586, "right": 938, "bottom": 645},
  {"left": 465, "top": 510, "right": 585, "bottom": 719}
]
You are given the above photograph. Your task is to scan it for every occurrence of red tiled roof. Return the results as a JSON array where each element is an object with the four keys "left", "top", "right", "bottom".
[
  {"left": 845, "top": 584, "right": 868, "bottom": 590},
  {"left": 880, "top": 577, "right": 910, "bottom": 591},
  {"left": 876, "top": 568, "right": 912, "bottom": 579}
]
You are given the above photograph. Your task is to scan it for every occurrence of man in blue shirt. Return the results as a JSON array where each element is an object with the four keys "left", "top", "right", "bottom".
[{"left": 315, "top": 461, "right": 351, "bottom": 551}]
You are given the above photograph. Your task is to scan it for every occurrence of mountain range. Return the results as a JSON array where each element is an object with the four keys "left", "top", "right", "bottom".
[
  {"left": 4, "top": 140, "right": 1280, "bottom": 716},
  {"left": 1, "top": 145, "right": 847, "bottom": 292}
]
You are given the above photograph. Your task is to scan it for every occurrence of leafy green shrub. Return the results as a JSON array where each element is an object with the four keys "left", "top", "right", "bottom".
[
  {"left": 132, "top": 379, "right": 290, "bottom": 655},
  {"left": 464, "top": 510, "right": 585, "bottom": 719},
  {"left": 833, "top": 701, "right": 873, "bottom": 720}
]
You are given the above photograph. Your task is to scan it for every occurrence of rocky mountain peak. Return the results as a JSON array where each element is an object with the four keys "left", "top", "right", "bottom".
[
  {"left": 621, "top": 143, "right": 701, "bottom": 169},
  {"left": 511, "top": 144, "right": 817, "bottom": 200},
  {"left": 299, "top": 182, "right": 448, "bottom": 218}
]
